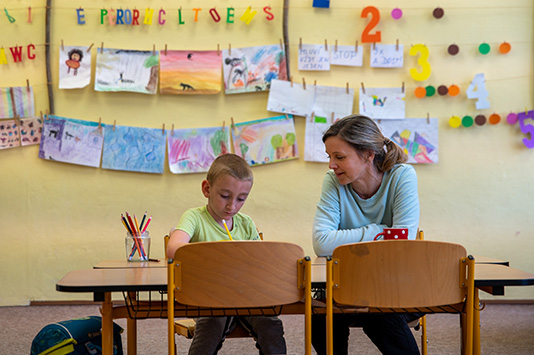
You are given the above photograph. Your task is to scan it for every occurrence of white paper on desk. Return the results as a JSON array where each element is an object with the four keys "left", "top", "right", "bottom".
[
  {"left": 370, "top": 44, "right": 404, "bottom": 68},
  {"left": 331, "top": 45, "right": 363, "bottom": 67},
  {"left": 359, "top": 87, "right": 405, "bottom": 119},
  {"left": 298, "top": 44, "right": 330, "bottom": 71},
  {"left": 377, "top": 118, "right": 439, "bottom": 164},
  {"left": 267, "top": 79, "right": 314, "bottom": 117}
]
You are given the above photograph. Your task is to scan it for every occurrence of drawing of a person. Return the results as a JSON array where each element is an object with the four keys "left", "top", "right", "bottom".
[{"left": 66, "top": 49, "right": 83, "bottom": 75}]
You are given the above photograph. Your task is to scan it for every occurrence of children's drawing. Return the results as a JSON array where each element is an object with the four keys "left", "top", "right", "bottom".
[
  {"left": 267, "top": 79, "right": 314, "bottom": 117},
  {"left": 38, "top": 115, "right": 104, "bottom": 167},
  {"left": 222, "top": 44, "right": 287, "bottom": 94},
  {"left": 370, "top": 44, "right": 404, "bottom": 68},
  {"left": 298, "top": 44, "right": 330, "bottom": 71},
  {"left": 304, "top": 119, "right": 330, "bottom": 163},
  {"left": 0, "top": 119, "right": 20, "bottom": 149},
  {"left": 20, "top": 117, "right": 43, "bottom": 146},
  {"left": 168, "top": 126, "right": 230, "bottom": 174},
  {"left": 331, "top": 45, "right": 364, "bottom": 67},
  {"left": 231, "top": 115, "right": 298, "bottom": 166},
  {"left": 359, "top": 87, "right": 405, "bottom": 119},
  {"left": 378, "top": 118, "right": 438, "bottom": 164},
  {"left": 102, "top": 125, "right": 166, "bottom": 174},
  {"left": 0, "top": 86, "right": 35, "bottom": 118},
  {"left": 312, "top": 85, "right": 355, "bottom": 122},
  {"left": 95, "top": 48, "right": 159, "bottom": 94},
  {"left": 59, "top": 45, "right": 92, "bottom": 89},
  {"left": 160, "top": 50, "right": 221, "bottom": 95}
]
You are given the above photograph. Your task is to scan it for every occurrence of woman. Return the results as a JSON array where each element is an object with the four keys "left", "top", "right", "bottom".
[{"left": 312, "top": 114, "right": 420, "bottom": 355}]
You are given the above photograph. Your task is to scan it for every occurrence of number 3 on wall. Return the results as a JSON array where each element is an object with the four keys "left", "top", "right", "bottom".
[
  {"left": 409, "top": 44, "right": 431, "bottom": 81},
  {"left": 361, "top": 6, "right": 381, "bottom": 43},
  {"left": 518, "top": 110, "right": 534, "bottom": 149}
]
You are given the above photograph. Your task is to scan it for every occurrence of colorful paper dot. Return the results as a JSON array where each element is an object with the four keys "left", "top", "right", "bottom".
[
  {"left": 506, "top": 113, "right": 518, "bottom": 125},
  {"left": 433, "top": 7, "right": 444, "bottom": 19},
  {"left": 391, "top": 8, "right": 403, "bottom": 20},
  {"left": 425, "top": 85, "right": 436, "bottom": 97},
  {"left": 479, "top": 43, "right": 491, "bottom": 55},
  {"left": 475, "top": 115, "right": 486, "bottom": 126},
  {"left": 448, "top": 44, "right": 459, "bottom": 56},
  {"left": 489, "top": 113, "right": 501, "bottom": 125},
  {"left": 437, "top": 85, "right": 449, "bottom": 96},
  {"left": 462, "top": 116, "right": 474, "bottom": 127},
  {"left": 448, "top": 84, "right": 460, "bottom": 96},
  {"left": 499, "top": 42, "right": 511, "bottom": 54},
  {"left": 449, "top": 116, "right": 461, "bottom": 128},
  {"left": 414, "top": 87, "right": 426, "bottom": 98}
]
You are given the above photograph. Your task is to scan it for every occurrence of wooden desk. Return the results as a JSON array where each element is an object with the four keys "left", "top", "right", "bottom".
[
  {"left": 94, "top": 259, "right": 165, "bottom": 269},
  {"left": 57, "top": 260, "right": 534, "bottom": 355}
]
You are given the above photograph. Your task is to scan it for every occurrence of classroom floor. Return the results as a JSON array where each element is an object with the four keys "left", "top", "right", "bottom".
[{"left": 4, "top": 303, "right": 534, "bottom": 354}]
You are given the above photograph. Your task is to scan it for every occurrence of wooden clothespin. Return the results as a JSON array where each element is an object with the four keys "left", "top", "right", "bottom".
[
  {"left": 285, "top": 114, "right": 290, "bottom": 120},
  {"left": 98, "top": 117, "right": 102, "bottom": 133},
  {"left": 222, "top": 121, "right": 225, "bottom": 132},
  {"left": 302, "top": 77, "right": 306, "bottom": 90},
  {"left": 299, "top": 38, "right": 302, "bottom": 50},
  {"left": 402, "top": 82, "right": 405, "bottom": 93},
  {"left": 324, "top": 39, "right": 328, "bottom": 51},
  {"left": 229, "top": 43, "right": 231, "bottom": 55},
  {"left": 427, "top": 113, "right": 430, "bottom": 124},
  {"left": 40, "top": 111, "right": 43, "bottom": 121},
  {"left": 290, "top": 76, "right": 293, "bottom": 87},
  {"left": 217, "top": 44, "right": 220, "bottom": 56},
  {"left": 152, "top": 44, "right": 155, "bottom": 56},
  {"left": 361, "top": 82, "right": 366, "bottom": 94},
  {"left": 172, "top": 123, "right": 175, "bottom": 136},
  {"left": 279, "top": 38, "right": 283, "bottom": 50},
  {"left": 396, "top": 39, "right": 399, "bottom": 51},
  {"left": 310, "top": 111, "right": 315, "bottom": 122},
  {"left": 100, "top": 42, "right": 104, "bottom": 54},
  {"left": 335, "top": 40, "right": 338, "bottom": 52},
  {"left": 355, "top": 40, "right": 359, "bottom": 53},
  {"left": 162, "top": 123, "right": 165, "bottom": 135},
  {"left": 373, "top": 42, "right": 376, "bottom": 50},
  {"left": 331, "top": 112, "right": 335, "bottom": 122},
  {"left": 87, "top": 43, "right": 94, "bottom": 53},
  {"left": 164, "top": 44, "right": 167, "bottom": 56},
  {"left": 346, "top": 82, "right": 349, "bottom": 94},
  {"left": 61, "top": 39, "right": 64, "bottom": 51},
  {"left": 113, "top": 120, "right": 116, "bottom": 131},
  {"left": 231, "top": 117, "right": 236, "bottom": 134},
  {"left": 26, "top": 79, "right": 30, "bottom": 89}
]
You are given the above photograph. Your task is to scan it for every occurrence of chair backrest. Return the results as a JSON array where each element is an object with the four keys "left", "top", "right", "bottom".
[
  {"left": 171, "top": 240, "right": 305, "bottom": 308},
  {"left": 332, "top": 240, "right": 467, "bottom": 308}
]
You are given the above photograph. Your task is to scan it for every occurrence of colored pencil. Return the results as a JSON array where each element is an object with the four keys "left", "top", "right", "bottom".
[
  {"left": 126, "top": 212, "right": 145, "bottom": 259},
  {"left": 139, "top": 211, "right": 147, "bottom": 231},
  {"left": 141, "top": 216, "right": 152, "bottom": 233},
  {"left": 222, "top": 219, "right": 234, "bottom": 240}
]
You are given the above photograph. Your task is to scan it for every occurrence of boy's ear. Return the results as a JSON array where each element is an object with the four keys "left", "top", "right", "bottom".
[{"left": 201, "top": 179, "right": 210, "bottom": 197}]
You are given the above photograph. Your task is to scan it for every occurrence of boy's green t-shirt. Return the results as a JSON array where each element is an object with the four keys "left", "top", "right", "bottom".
[{"left": 175, "top": 205, "right": 260, "bottom": 243}]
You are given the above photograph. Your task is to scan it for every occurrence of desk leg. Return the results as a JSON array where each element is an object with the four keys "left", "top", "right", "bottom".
[
  {"left": 473, "top": 289, "right": 481, "bottom": 355},
  {"left": 127, "top": 292, "right": 138, "bottom": 355},
  {"left": 101, "top": 292, "right": 114, "bottom": 355}
]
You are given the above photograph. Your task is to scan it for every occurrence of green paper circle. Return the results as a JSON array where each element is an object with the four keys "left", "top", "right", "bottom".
[
  {"left": 479, "top": 43, "right": 491, "bottom": 55},
  {"left": 462, "top": 115, "right": 474, "bottom": 127},
  {"left": 425, "top": 85, "right": 436, "bottom": 97}
]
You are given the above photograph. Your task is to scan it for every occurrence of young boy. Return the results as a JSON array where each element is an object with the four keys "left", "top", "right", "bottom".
[{"left": 166, "top": 153, "right": 287, "bottom": 355}]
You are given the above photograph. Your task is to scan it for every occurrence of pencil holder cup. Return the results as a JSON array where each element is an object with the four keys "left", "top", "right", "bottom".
[{"left": 125, "top": 231, "right": 150, "bottom": 261}]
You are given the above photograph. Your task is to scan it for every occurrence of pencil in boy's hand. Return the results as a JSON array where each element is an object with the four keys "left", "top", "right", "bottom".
[{"left": 222, "top": 219, "right": 234, "bottom": 240}]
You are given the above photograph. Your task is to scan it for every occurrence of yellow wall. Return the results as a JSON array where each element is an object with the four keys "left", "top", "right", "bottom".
[{"left": 1, "top": 0, "right": 533, "bottom": 305}]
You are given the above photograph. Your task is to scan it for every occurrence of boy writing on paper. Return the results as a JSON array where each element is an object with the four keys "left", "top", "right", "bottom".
[{"left": 166, "top": 153, "right": 287, "bottom": 355}]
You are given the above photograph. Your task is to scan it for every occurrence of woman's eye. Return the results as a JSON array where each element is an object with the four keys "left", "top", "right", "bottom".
[{"left": 221, "top": 195, "right": 229, "bottom": 199}]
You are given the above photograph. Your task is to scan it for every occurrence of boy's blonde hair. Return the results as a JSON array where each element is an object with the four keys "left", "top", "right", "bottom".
[{"left": 206, "top": 154, "right": 253, "bottom": 185}]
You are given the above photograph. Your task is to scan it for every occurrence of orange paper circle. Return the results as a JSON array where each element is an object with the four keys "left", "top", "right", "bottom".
[
  {"left": 449, "top": 116, "right": 461, "bottom": 128},
  {"left": 448, "top": 84, "right": 460, "bottom": 96},
  {"left": 414, "top": 87, "right": 426, "bottom": 98},
  {"left": 499, "top": 42, "right": 511, "bottom": 54},
  {"left": 489, "top": 113, "right": 501, "bottom": 125}
]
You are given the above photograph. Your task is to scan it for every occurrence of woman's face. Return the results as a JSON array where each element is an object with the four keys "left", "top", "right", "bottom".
[{"left": 325, "top": 135, "right": 370, "bottom": 186}]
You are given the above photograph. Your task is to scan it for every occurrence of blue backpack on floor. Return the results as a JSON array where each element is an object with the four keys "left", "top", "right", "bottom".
[{"left": 31, "top": 316, "right": 123, "bottom": 355}]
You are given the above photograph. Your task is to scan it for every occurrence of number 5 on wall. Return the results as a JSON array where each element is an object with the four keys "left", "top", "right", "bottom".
[{"left": 518, "top": 110, "right": 534, "bottom": 149}]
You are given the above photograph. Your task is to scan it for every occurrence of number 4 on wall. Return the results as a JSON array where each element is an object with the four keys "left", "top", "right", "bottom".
[
  {"left": 466, "top": 73, "right": 490, "bottom": 110},
  {"left": 518, "top": 110, "right": 534, "bottom": 149}
]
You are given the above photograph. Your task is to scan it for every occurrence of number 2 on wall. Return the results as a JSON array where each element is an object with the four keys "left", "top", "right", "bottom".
[
  {"left": 518, "top": 110, "right": 534, "bottom": 149},
  {"left": 409, "top": 44, "right": 431, "bottom": 81},
  {"left": 361, "top": 6, "right": 381, "bottom": 43}
]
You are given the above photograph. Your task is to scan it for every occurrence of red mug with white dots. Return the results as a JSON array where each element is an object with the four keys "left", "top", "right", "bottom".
[{"left": 374, "top": 228, "right": 408, "bottom": 241}]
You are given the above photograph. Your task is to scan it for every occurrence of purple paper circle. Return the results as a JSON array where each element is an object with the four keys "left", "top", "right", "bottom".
[
  {"left": 507, "top": 113, "right": 518, "bottom": 125},
  {"left": 391, "top": 8, "right": 403, "bottom": 20}
]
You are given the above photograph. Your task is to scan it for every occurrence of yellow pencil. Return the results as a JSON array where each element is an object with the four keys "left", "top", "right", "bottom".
[{"left": 222, "top": 219, "right": 233, "bottom": 240}]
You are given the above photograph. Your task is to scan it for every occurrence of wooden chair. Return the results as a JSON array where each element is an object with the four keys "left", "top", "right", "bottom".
[
  {"left": 167, "top": 240, "right": 312, "bottom": 355},
  {"left": 325, "top": 240, "right": 475, "bottom": 355}
]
